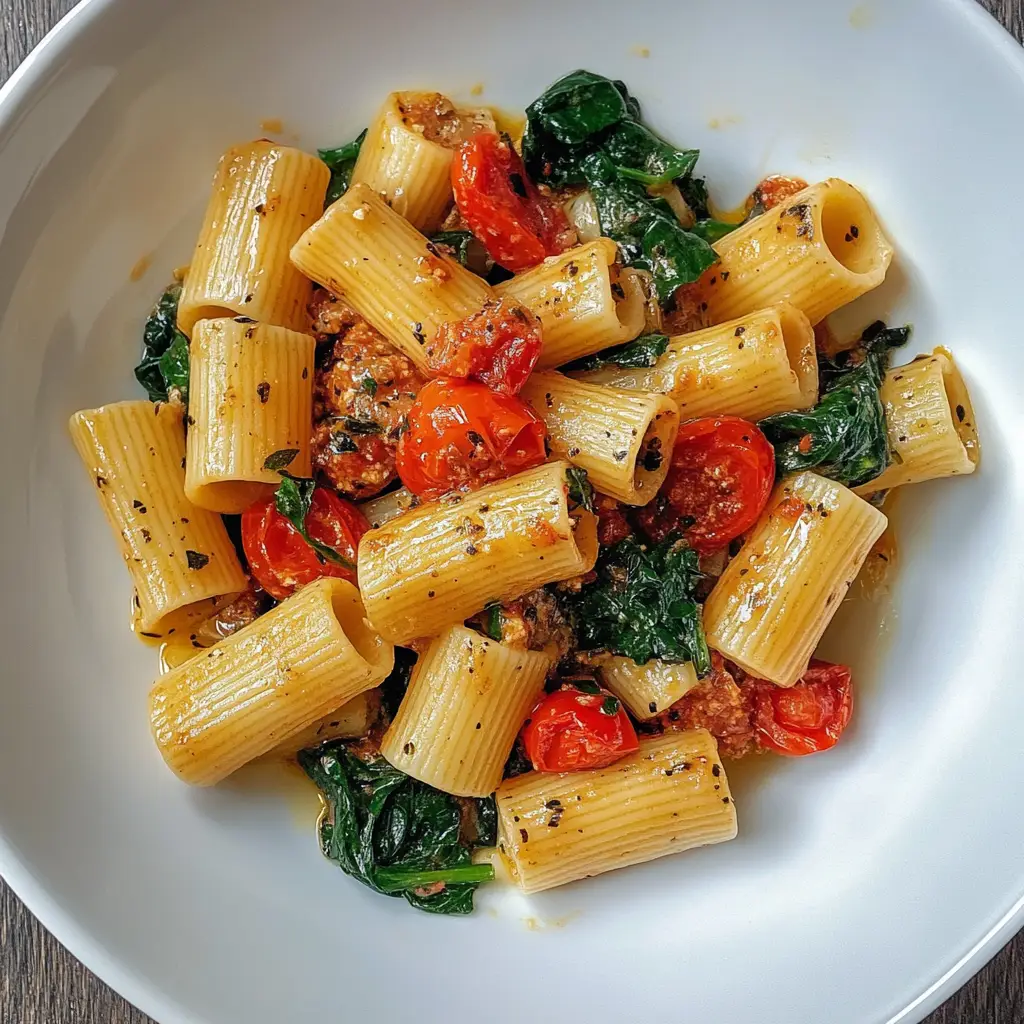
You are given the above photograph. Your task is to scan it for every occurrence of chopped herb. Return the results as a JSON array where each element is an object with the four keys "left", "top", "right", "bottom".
[
  {"left": 571, "top": 679, "right": 603, "bottom": 695},
  {"left": 337, "top": 416, "right": 382, "bottom": 435},
  {"left": 318, "top": 129, "right": 367, "bottom": 207},
  {"left": 600, "top": 695, "right": 621, "bottom": 716},
  {"left": 481, "top": 602, "right": 503, "bottom": 641},
  {"left": 360, "top": 376, "right": 378, "bottom": 397},
  {"left": 760, "top": 321, "right": 910, "bottom": 487},
  {"left": 562, "top": 534, "right": 711, "bottom": 672},
  {"left": 263, "top": 449, "right": 299, "bottom": 472},
  {"left": 299, "top": 742, "right": 494, "bottom": 915},
  {"left": 274, "top": 474, "right": 355, "bottom": 569},
  {"left": 185, "top": 550, "right": 209, "bottom": 570},
  {"left": 565, "top": 332, "right": 669, "bottom": 372},
  {"left": 565, "top": 466, "right": 596, "bottom": 513}
]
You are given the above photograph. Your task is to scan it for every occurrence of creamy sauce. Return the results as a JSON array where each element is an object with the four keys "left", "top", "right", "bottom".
[{"left": 231, "top": 758, "right": 326, "bottom": 831}]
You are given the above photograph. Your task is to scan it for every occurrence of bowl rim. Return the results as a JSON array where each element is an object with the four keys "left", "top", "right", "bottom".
[{"left": 1, "top": 1, "right": 1023, "bottom": 1022}]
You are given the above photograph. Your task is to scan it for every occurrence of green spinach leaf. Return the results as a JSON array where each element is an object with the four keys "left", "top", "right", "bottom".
[
  {"left": 319, "top": 129, "right": 367, "bottom": 207},
  {"left": 562, "top": 534, "right": 710, "bottom": 672},
  {"left": 298, "top": 742, "right": 494, "bottom": 915},
  {"left": 135, "top": 282, "right": 190, "bottom": 403},
  {"left": 481, "top": 603, "right": 503, "bottom": 641},
  {"left": 565, "top": 332, "right": 669, "bottom": 372},
  {"left": 759, "top": 320, "right": 910, "bottom": 487},
  {"left": 274, "top": 474, "right": 355, "bottom": 569},
  {"left": 689, "top": 218, "right": 739, "bottom": 244}
]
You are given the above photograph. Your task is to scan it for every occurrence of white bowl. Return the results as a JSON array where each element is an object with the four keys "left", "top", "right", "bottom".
[{"left": 0, "top": 1, "right": 1021, "bottom": 1021}]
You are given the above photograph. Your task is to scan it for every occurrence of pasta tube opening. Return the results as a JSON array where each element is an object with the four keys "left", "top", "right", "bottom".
[
  {"left": 633, "top": 404, "right": 680, "bottom": 498},
  {"left": 778, "top": 302, "right": 819, "bottom": 406},
  {"left": 819, "top": 184, "right": 887, "bottom": 275},
  {"left": 938, "top": 351, "right": 981, "bottom": 467},
  {"left": 329, "top": 584, "right": 386, "bottom": 666},
  {"left": 612, "top": 266, "right": 649, "bottom": 342}
]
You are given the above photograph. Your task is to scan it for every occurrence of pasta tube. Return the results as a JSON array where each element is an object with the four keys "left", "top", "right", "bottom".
[
  {"left": 358, "top": 486, "right": 420, "bottom": 529},
  {"left": 381, "top": 626, "right": 551, "bottom": 797},
  {"left": 289, "top": 183, "right": 492, "bottom": 371},
  {"left": 262, "top": 691, "right": 379, "bottom": 758},
  {"left": 185, "top": 318, "right": 314, "bottom": 513},
  {"left": 520, "top": 371, "right": 679, "bottom": 505},
  {"left": 358, "top": 461, "right": 598, "bottom": 645},
  {"left": 150, "top": 578, "right": 394, "bottom": 785},
  {"left": 703, "top": 472, "right": 887, "bottom": 687},
  {"left": 599, "top": 656, "right": 700, "bottom": 719},
  {"left": 701, "top": 179, "right": 893, "bottom": 326},
  {"left": 854, "top": 349, "right": 979, "bottom": 495},
  {"left": 572, "top": 303, "right": 818, "bottom": 422},
  {"left": 351, "top": 91, "right": 457, "bottom": 233},
  {"left": 178, "top": 141, "right": 329, "bottom": 336},
  {"left": 69, "top": 401, "right": 246, "bottom": 636},
  {"left": 496, "top": 730, "right": 736, "bottom": 894},
  {"left": 495, "top": 239, "right": 646, "bottom": 368}
]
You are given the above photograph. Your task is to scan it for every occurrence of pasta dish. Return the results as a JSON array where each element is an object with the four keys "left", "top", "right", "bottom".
[{"left": 69, "top": 72, "right": 979, "bottom": 914}]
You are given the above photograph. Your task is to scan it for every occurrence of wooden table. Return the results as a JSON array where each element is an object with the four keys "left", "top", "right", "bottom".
[{"left": 0, "top": 0, "right": 1021, "bottom": 1020}]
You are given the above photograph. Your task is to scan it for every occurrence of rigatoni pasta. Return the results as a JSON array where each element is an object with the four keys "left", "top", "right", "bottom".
[
  {"left": 495, "top": 239, "right": 645, "bottom": 368},
  {"left": 185, "top": 318, "right": 314, "bottom": 513},
  {"left": 701, "top": 179, "right": 894, "bottom": 326},
  {"left": 358, "top": 461, "right": 598, "bottom": 645},
  {"left": 263, "top": 691, "right": 379, "bottom": 758},
  {"left": 289, "top": 183, "right": 492, "bottom": 371},
  {"left": 149, "top": 578, "right": 393, "bottom": 785},
  {"left": 381, "top": 626, "right": 551, "bottom": 796},
  {"left": 703, "top": 472, "right": 888, "bottom": 687},
  {"left": 599, "top": 656, "right": 700, "bottom": 719},
  {"left": 69, "top": 401, "right": 247, "bottom": 636},
  {"left": 854, "top": 349, "right": 979, "bottom": 495},
  {"left": 496, "top": 730, "right": 737, "bottom": 893},
  {"left": 178, "top": 141, "right": 329, "bottom": 336},
  {"left": 572, "top": 303, "right": 818, "bottom": 422},
  {"left": 520, "top": 371, "right": 679, "bottom": 505}
]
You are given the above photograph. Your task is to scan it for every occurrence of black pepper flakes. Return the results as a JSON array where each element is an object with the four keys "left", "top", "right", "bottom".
[
  {"left": 185, "top": 550, "right": 209, "bottom": 569},
  {"left": 519, "top": 828, "right": 529, "bottom": 843},
  {"left": 256, "top": 381, "right": 271, "bottom": 403},
  {"left": 956, "top": 404, "right": 965, "bottom": 423},
  {"left": 403, "top": 741, "right": 415, "bottom": 755}
]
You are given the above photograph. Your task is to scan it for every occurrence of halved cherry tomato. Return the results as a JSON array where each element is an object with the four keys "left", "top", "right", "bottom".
[
  {"left": 396, "top": 377, "right": 547, "bottom": 499},
  {"left": 521, "top": 684, "right": 639, "bottom": 772},
  {"left": 750, "top": 174, "right": 809, "bottom": 212},
  {"left": 637, "top": 416, "right": 775, "bottom": 555},
  {"left": 452, "top": 132, "right": 572, "bottom": 272},
  {"left": 750, "top": 660, "right": 853, "bottom": 756},
  {"left": 241, "top": 488, "right": 368, "bottom": 601},
  {"left": 426, "top": 297, "right": 542, "bottom": 395}
]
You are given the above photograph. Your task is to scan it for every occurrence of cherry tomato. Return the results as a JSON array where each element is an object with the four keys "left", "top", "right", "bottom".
[
  {"left": 426, "top": 297, "right": 542, "bottom": 395},
  {"left": 396, "top": 378, "right": 547, "bottom": 499},
  {"left": 637, "top": 416, "right": 775, "bottom": 555},
  {"left": 750, "top": 660, "right": 853, "bottom": 756},
  {"left": 452, "top": 132, "right": 572, "bottom": 272},
  {"left": 521, "top": 684, "right": 639, "bottom": 772},
  {"left": 241, "top": 488, "right": 368, "bottom": 601},
  {"left": 751, "top": 174, "right": 809, "bottom": 212}
]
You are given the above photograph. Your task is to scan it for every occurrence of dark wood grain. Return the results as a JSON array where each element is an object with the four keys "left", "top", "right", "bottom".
[{"left": 0, "top": 0, "right": 1022, "bottom": 1020}]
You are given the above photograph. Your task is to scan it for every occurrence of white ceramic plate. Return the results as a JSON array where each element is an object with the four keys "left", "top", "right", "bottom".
[{"left": 0, "top": 1, "right": 1021, "bottom": 1021}]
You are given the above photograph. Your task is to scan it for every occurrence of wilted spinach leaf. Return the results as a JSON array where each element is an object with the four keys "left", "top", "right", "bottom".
[
  {"left": 274, "top": 474, "right": 355, "bottom": 569},
  {"left": 298, "top": 742, "right": 494, "bottom": 915},
  {"left": 522, "top": 71, "right": 718, "bottom": 301},
  {"left": 565, "top": 332, "right": 669, "bottom": 372},
  {"left": 319, "top": 129, "right": 366, "bottom": 206},
  {"left": 562, "top": 534, "right": 710, "bottom": 673},
  {"left": 135, "top": 282, "right": 190, "bottom": 403},
  {"left": 689, "top": 218, "right": 739, "bottom": 244},
  {"left": 481, "top": 603, "right": 503, "bottom": 641},
  {"left": 759, "top": 321, "right": 910, "bottom": 487},
  {"left": 565, "top": 466, "right": 596, "bottom": 513}
]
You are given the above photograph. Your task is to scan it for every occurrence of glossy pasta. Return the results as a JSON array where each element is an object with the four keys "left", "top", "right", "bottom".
[
  {"left": 69, "top": 401, "right": 247, "bottom": 635},
  {"left": 703, "top": 472, "right": 888, "bottom": 687},
  {"left": 599, "top": 656, "right": 700, "bottom": 719},
  {"left": 178, "top": 141, "right": 329, "bottom": 336},
  {"left": 854, "top": 349, "right": 979, "bottom": 495},
  {"left": 701, "top": 179, "right": 893, "bottom": 326},
  {"left": 264, "top": 691, "right": 379, "bottom": 759},
  {"left": 357, "top": 461, "right": 598, "bottom": 645},
  {"left": 185, "top": 318, "right": 314, "bottom": 513},
  {"left": 289, "top": 182, "right": 492, "bottom": 371},
  {"left": 520, "top": 371, "right": 679, "bottom": 505},
  {"left": 150, "top": 578, "right": 393, "bottom": 785},
  {"left": 381, "top": 626, "right": 551, "bottom": 797},
  {"left": 496, "top": 730, "right": 737, "bottom": 893},
  {"left": 495, "top": 239, "right": 646, "bottom": 368},
  {"left": 573, "top": 303, "right": 818, "bottom": 422}
]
